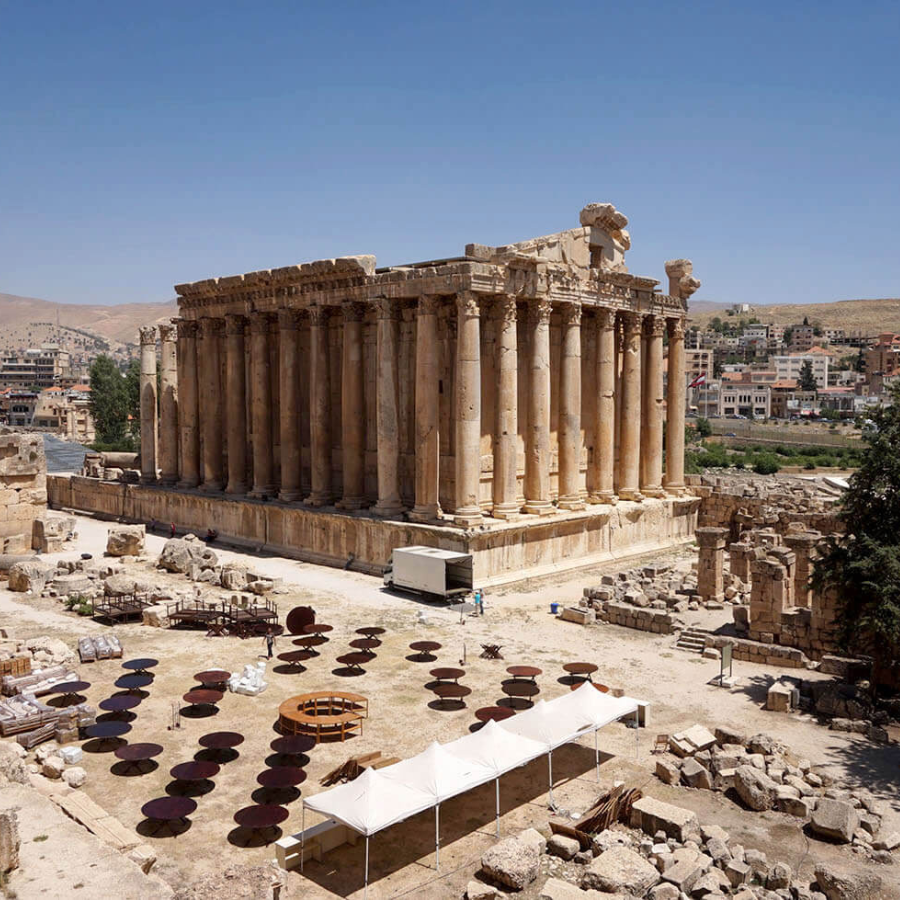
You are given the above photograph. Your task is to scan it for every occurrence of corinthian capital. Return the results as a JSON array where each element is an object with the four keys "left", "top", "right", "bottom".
[
  {"left": 376, "top": 297, "right": 400, "bottom": 320},
  {"left": 225, "top": 314, "right": 247, "bottom": 336},
  {"left": 278, "top": 308, "right": 301, "bottom": 331},
  {"left": 417, "top": 295, "right": 440, "bottom": 317},
  {"left": 308, "top": 305, "right": 330, "bottom": 327},
  {"left": 200, "top": 317, "right": 224, "bottom": 338},
  {"left": 455, "top": 291, "right": 480, "bottom": 317},
  {"left": 139, "top": 325, "right": 158, "bottom": 345},
  {"left": 559, "top": 301, "right": 582, "bottom": 326},
  {"left": 342, "top": 301, "right": 366, "bottom": 323},
  {"left": 644, "top": 315, "right": 666, "bottom": 338},
  {"left": 668, "top": 317, "right": 686, "bottom": 339},
  {"left": 528, "top": 298, "right": 552, "bottom": 325},
  {"left": 496, "top": 294, "right": 518, "bottom": 325},
  {"left": 176, "top": 319, "right": 198, "bottom": 340},
  {"left": 158, "top": 321, "right": 177, "bottom": 343}
]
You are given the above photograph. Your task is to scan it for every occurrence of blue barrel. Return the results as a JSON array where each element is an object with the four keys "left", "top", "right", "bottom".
[{"left": 550, "top": 602, "right": 560, "bottom": 615}]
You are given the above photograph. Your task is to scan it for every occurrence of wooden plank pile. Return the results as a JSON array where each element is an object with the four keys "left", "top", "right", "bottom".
[{"left": 549, "top": 785, "right": 643, "bottom": 850}]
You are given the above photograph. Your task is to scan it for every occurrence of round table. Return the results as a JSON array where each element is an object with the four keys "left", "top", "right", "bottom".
[
  {"left": 431, "top": 683, "right": 471, "bottom": 709},
  {"left": 85, "top": 720, "right": 132, "bottom": 746},
  {"left": 182, "top": 689, "right": 223, "bottom": 712},
  {"left": 430, "top": 667, "right": 465, "bottom": 683},
  {"left": 115, "top": 673, "right": 153, "bottom": 692},
  {"left": 199, "top": 731, "right": 245, "bottom": 750},
  {"left": 277, "top": 650, "right": 314, "bottom": 672},
  {"left": 122, "top": 658, "right": 158, "bottom": 676},
  {"left": 506, "top": 665, "right": 542, "bottom": 682},
  {"left": 194, "top": 670, "right": 230, "bottom": 688},
  {"left": 501, "top": 680, "right": 540, "bottom": 708},
  {"left": 142, "top": 796, "right": 197, "bottom": 834},
  {"left": 562, "top": 662, "right": 598, "bottom": 682},
  {"left": 348, "top": 638, "right": 380, "bottom": 652},
  {"left": 113, "top": 742, "right": 163, "bottom": 773},
  {"left": 99, "top": 694, "right": 141, "bottom": 716},
  {"left": 303, "top": 623, "right": 334, "bottom": 640},
  {"left": 285, "top": 606, "right": 316, "bottom": 636},
  {"left": 270, "top": 735, "right": 316, "bottom": 756},
  {"left": 49, "top": 680, "right": 91, "bottom": 706},
  {"left": 256, "top": 766, "right": 307, "bottom": 789},
  {"left": 292, "top": 635, "right": 326, "bottom": 652},
  {"left": 233, "top": 804, "right": 289, "bottom": 843},
  {"left": 356, "top": 627, "right": 385, "bottom": 639},
  {"left": 335, "top": 652, "right": 371, "bottom": 674},
  {"left": 170, "top": 760, "right": 220, "bottom": 783},
  {"left": 475, "top": 706, "right": 516, "bottom": 724},
  {"left": 409, "top": 641, "right": 441, "bottom": 661}
]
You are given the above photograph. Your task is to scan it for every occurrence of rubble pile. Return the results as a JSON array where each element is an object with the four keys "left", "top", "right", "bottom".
[{"left": 653, "top": 726, "right": 898, "bottom": 864}]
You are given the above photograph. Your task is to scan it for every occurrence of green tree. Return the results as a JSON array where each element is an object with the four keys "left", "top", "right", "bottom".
[
  {"left": 695, "top": 416, "right": 712, "bottom": 438},
  {"left": 782, "top": 326, "right": 794, "bottom": 346},
  {"left": 798, "top": 359, "right": 818, "bottom": 392},
  {"left": 812, "top": 383, "right": 900, "bottom": 674},
  {"left": 88, "top": 355, "right": 135, "bottom": 449},
  {"left": 855, "top": 348, "right": 865, "bottom": 373}
]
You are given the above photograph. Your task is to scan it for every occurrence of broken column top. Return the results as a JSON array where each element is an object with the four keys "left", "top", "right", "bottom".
[{"left": 695, "top": 526, "right": 729, "bottom": 546}]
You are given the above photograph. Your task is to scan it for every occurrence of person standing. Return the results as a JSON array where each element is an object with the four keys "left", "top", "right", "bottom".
[
  {"left": 473, "top": 588, "right": 484, "bottom": 616},
  {"left": 264, "top": 629, "right": 277, "bottom": 659}
]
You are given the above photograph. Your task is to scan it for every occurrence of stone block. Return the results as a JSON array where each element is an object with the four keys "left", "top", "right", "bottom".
[
  {"left": 766, "top": 682, "right": 792, "bottom": 712},
  {"left": 581, "top": 846, "right": 660, "bottom": 894},
  {"left": 733, "top": 765, "right": 779, "bottom": 811},
  {"left": 631, "top": 796, "right": 699, "bottom": 842},
  {"left": 814, "top": 863, "right": 882, "bottom": 900},
  {"left": 8, "top": 560, "right": 50, "bottom": 593},
  {"left": 810, "top": 799, "right": 858, "bottom": 843},
  {"left": 481, "top": 834, "right": 541, "bottom": 890},
  {"left": 680, "top": 757, "right": 712, "bottom": 790},
  {"left": 546, "top": 833, "right": 579, "bottom": 860},
  {"left": 0, "top": 809, "right": 19, "bottom": 873},
  {"left": 106, "top": 525, "right": 145, "bottom": 557},
  {"left": 655, "top": 758, "right": 681, "bottom": 785}
]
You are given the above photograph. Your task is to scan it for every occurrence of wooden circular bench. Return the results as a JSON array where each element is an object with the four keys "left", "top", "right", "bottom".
[{"left": 278, "top": 691, "right": 368, "bottom": 744}]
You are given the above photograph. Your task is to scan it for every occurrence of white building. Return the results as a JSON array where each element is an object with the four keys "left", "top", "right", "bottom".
[
  {"left": 719, "top": 384, "right": 771, "bottom": 419},
  {"left": 773, "top": 352, "right": 830, "bottom": 388}
]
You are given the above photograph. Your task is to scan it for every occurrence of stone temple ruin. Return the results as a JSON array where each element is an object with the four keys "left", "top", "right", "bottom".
[{"left": 50, "top": 203, "right": 702, "bottom": 583}]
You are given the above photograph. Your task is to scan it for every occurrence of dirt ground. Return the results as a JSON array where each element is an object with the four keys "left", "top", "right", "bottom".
[{"left": 2, "top": 515, "right": 898, "bottom": 899}]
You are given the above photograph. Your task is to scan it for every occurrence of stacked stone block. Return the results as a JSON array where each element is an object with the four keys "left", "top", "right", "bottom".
[
  {"left": 0, "top": 434, "right": 48, "bottom": 554},
  {"left": 695, "top": 527, "right": 727, "bottom": 603}
]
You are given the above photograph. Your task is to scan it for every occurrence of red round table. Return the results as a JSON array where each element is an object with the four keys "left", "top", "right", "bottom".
[
  {"left": 182, "top": 689, "right": 223, "bottom": 712},
  {"left": 99, "top": 694, "right": 141, "bottom": 718},
  {"left": 506, "top": 665, "right": 542, "bottom": 682},
  {"left": 303, "top": 623, "right": 334, "bottom": 640},
  {"left": 430, "top": 667, "right": 465, "bottom": 683},
  {"left": 194, "top": 670, "right": 230, "bottom": 688},
  {"left": 562, "top": 662, "right": 598, "bottom": 682},
  {"left": 170, "top": 760, "right": 220, "bottom": 782},
  {"left": 349, "top": 638, "right": 380, "bottom": 652},
  {"left": 233, "top": 804, "right": 289, "bottom": 844},
  {"left": 501, "top": 680, "right": 540, "bottom": 709},
  {"left": 277, "top": 650, "right": 314, "bottom": 672},
  {"left": 292, "top": 635, "right": 326, "bottom": 652},
  {"left": 356, "top": 627, "right": 385, "bottom": 639},
  {"left": 142, "top": 796, "right": 197, "bottom": 834},
  {"left": 409, "top": 641, "right": 441, "bottom": 661},
  {"left": 475, "top": 706, "right": 516, "bottom": 723},
  {"left": 256, "top": 766, "right": 307, "bottom": 789},
  {"left": 431, "top": 683, "right": 471, "bottom": 709},
  {"left": 199, "top": 731, "right": 245, "bottom": 750},
  {"left": 113, "top": 742, "right": 163, "bottom": 773},
  {"left": 335, "top": 652, "right": 372, "bottom": 674}
]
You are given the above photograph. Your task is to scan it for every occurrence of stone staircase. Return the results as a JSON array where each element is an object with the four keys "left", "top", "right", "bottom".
[{"left": 675, "top": 626, "right": 710, "bottom": 654}]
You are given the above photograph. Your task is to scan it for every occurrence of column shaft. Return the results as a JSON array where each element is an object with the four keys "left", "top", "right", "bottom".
[
  {"left": 176, "top": 320, "right": 200, "bottom": 488},
  {"left": 410, "top": 297, "right": 441, "bottom": 521},
  {"left": 590, "top": 308, "right": 616, "bottom": 502},
  {"left": 139, "top": 326, "right": 158, "bottom": 484},
  {"left": 338, "top": 303, "right": 366, "bottom": 509},
  {"left": 249, "top": 315, "right": 274, "bottom": 498},
  {"left": 453, "top": 292, "right": 483, "bottom": 525},
  {"left": 558, "top": 302, "right": 584, "bottom": 509},
  {"left": 224, "top": 315, "right": 248, "bottom": 494},
  {"left": 613, "top": 318, "right": 623, "bottom": 493},
  {"left": 665, "top": 318, "right": 687, "bottom": 493},
  {"left": 524, "top": 300, "right": 553, "bottom": 514},
  {"left": 640, "top": 315, "right": 665, "bottom": 496},
  {"left": 618, "top": 312, "right": 643, "bottom": 500},
  {"left": 158, "top": 323, "right": 178, "bottom": 485},
  {"left": 373, "top": 300, "right": 403, "bottom": 516},
  {"left": 198, "top": 318, "right": 224, "bottom": 491},
  {"left": 278, "top": 309, "right": 302, "bottom": 501},
  {"left": 492, "top": 295, "right": 520, "bottom": 519},
  {"left": 306, "top": 306, "right": 332, "bottom": 506}
]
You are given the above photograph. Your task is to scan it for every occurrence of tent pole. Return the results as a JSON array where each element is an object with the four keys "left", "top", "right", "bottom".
[
  {"left": 495, "top": 777, "right": 500, "bottom": 837},
  {"left": 548, "top": 750, "right": 554, "bottom": 807},
  {"left": 594, "top": 729, "right": 600, "bottom": 782},
  {"left": 300, "top": 805, "right": 305, "bottom": 873},
  {"left": 435, "top": 803, "right": 440, "bottom": 871},
  {"left": 634, "top": 710, "right": 639, "bottom": 760},
  {"left": 365, "top": 835, "right": 369, "bottom": 900}
]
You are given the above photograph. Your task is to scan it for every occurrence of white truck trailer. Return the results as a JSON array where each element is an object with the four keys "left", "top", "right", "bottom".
[{"left": 382, "top": 546, "right": 473, "bottom": 600}]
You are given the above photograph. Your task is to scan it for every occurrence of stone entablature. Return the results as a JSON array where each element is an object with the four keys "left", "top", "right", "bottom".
[{"left": 139, "top": 203, "right": 697, "bottom": 529}]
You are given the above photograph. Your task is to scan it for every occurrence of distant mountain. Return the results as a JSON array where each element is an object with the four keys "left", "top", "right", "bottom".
[
  {"left": 689, "top": 297, "right": 900, "bottom": 335},
  {"left": 0, "top": 293, "right": 178, "bottom": 347}
]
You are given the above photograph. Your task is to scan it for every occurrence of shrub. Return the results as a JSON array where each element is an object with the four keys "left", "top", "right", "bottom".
[{"left": 753, "top": 454, "right": 781, "bottom": 475}]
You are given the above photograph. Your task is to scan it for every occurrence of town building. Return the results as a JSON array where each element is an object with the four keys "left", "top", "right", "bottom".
[
  {"left": 0, "top": 344, "right": 71, "bottom": 390},
  {"left": 788, "top": 324, "right": 817, "bottom": 353},
  {"left": 773, "top": 350, "right": 830, "bottom": 388},
  {"left": 719, "top": 384, "right": 771, "bottom": 419},
  {"left": 864, "top": 332, "right": 900, "bottom": 377}
]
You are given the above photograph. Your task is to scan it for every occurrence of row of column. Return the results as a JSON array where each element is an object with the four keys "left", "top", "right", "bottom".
[{"left": 146, "top": 297, "right": 686, "bottom": 526}]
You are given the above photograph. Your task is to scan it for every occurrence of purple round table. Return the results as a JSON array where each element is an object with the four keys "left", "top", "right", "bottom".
[
  {"left": 142, "top": 796, "right": 197, "bottom": 834},
  {"left": 270, "top": 735, "right": 316, "bottom": 755},
  {"left": 122, "top": 658, "right": 158, "bottom": 676},
  {"left": 170, "top": 760, "right": 220, "bottom": 782},
  {"left": 99, "top": 694, "right": 141, "bottom": 715},
  {"left": 199, "top": 731, "right": 244, "bottom": 750},
  {"left": 256, "top": 766, "right": 307, "bottom": 789},
  {"left": 233, "top": 804, "right": 289, "bottom": 844},
  {"left": 113, "top": 742, "right": 163, "bottom": 774}
]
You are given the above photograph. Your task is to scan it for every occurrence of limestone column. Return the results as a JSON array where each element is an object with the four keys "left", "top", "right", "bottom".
[
  {"left": 784, "top": 531, "right": 820, "bottom": 609},
  {"left": 139, "top": 325, "right": 158, "bottom": 484},
  {"left": 157, "top": 322, "right": 178, "bottom": 485},
  {"left": 524, "top": 299, "right": 553, "bottom": 515},
  {"left": 337, "top": 302, "right": 366, "bottom": 510},
  {"left": 618, "top": 312, "right": 643, "bottom": 501},
  {"left": 278, "top": 309, "right": 302, "bottom": 501},
  {"left": 590, "top": 308, "right": 615, "bottom": 503},
  {"left": 198, "top": 318, "right": 224, "bottom": 491},
  {"left": 613, "top": 316, "right": 623, "bottom": 493},
  {"left": 453, "top": 292, "right": 483, "bottom": 526},
  {"left": 640, "top": 315, "right": 665, "bottom": 497},
  {"left": 176, "top": 319, "right": 200, "bottom": 488},
  {"left": 249, "top": 314, "right": 274, "bottom": 498},
  {"left": 557, "top": 301, "right": 584, "bottom": 510},
  {"left": 306, "top": 305, "right": 332, "bottom": 506},
  {"left": 696, "top": 526, "right": 728, "bottom": 603},
  {"left": 492, "top": 295, "right": 520, "bottom": 520},
  {"left": 224, "top": 314, "right": 248, "bottom": 495},
  {"left": 373, "top": 299, "right": 403, "bottom": 517},
  {"left": 665, "top": 317, "right": 687, "bottom": 494},
  {"left": 410, "top": 296, "right": 441, "bottom": 521}
]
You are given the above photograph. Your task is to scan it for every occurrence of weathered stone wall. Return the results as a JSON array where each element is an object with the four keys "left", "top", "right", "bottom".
[
  {"left": 0, "top": 433, "right": 47, "bottom": 553},
  {"left": 705, "top": 634, "right": 810, "bottom": 669},
  {"left": 600, "top": 600, "right": 676, "bottom": 634},
  {"left": 48, "top": 475, "right": 698, "bottom": 586}
]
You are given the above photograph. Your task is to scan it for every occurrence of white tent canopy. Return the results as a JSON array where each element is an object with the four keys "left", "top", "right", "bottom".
[
  {"left": 443, "top": 718, "right": 545, "bottom": 776},
  {"left": 552, "top": 682, "right": 639, "bottom": 730},
  {"left": 380, "top": 740, "right": 495, "bottom": 802}
]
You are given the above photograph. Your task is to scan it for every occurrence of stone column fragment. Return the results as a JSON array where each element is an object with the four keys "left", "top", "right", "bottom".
[
  {"left": 492, "top": 295, "right": 520, "bottom": 519},
  {"left": 453, "top": 292, "right": 483, "bottom": 526},
  {"left": 665, "top": 317, "right": 687, "bottom": 493},
  {"left": 373, "top": 299, "right": 403, "bottom": 517},
  {"left": 696, "top": 526, "right": 728, "bottom": 603},
  {"left": 410, "top": 296, "right": 441, "bottom": 522},
  {"left": 784, "top": 531, "right": 821, "bottom": 609},
  {"left": 590, "top": 308, "right": 616, "bottom": 503},
  {"left": 176, "top": 319, "right": 200, "bottom": 488},
  {"left": 617, "top": 312, "right": 643, "bottom": 501},
  {"left": 224, "top": 315, "right": 248, "bottom": 495},
  {"left": 640, "top": 315, "right": 665, "bottom": 497},
  {"left": 306, "top": 306, "right": 332, "bottom": 506},
  {"left": 558, "top": 302, "right": 584, "bottom": 510},
  {"left": 157, "top": 322, "right": 178, "bottom": 486},
  {"left": 139, "top": 325, "right": 158, "bottom": 484},
  {"left": 249, "top": 315, "right": 274, "bottom": 498},
  {"left": 338, "top": 302, "right": 366, "bottom": 510},
  {"left": 524, "top": 299, "right": 553, "bottom": 515},
  {"left": 278, "top": 309, "right": 302, "bottom": 501}
]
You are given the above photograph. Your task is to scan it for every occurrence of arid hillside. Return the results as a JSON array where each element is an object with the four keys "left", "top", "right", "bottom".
[
  {"left": 689, "top": 297, "right": 900, "bottom": 335},
  {"left": 0, "top": 292, "right": 178, "bottom": 349}
]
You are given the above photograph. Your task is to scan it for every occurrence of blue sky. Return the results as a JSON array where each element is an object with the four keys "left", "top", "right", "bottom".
[{"left": 1, "top": 1, "right": 898, "bottom": 307}]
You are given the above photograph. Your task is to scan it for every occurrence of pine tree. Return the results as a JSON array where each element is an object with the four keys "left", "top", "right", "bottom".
[{"left": 798, "top": 359, "right": 818, "bottom": 392}]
